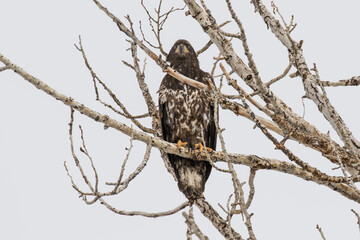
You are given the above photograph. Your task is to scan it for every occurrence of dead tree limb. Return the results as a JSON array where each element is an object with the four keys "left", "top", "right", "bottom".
[
  {"left": 251, "top": 0, "right": 360, "bottom": 163},
  {"left": 2, "top": 52, "right": 360, "bottom": 204}
]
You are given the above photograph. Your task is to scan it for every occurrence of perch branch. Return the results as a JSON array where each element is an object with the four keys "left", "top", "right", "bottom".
[
  {"left": 2, "top": 52, "right": 360, "bottom": 203},
  {"left": 91, "top": 0, "right": 358, "bottom": 171}
]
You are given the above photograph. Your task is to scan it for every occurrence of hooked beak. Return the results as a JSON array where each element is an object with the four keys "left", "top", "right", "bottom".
[
  {"left": 176, "top": 44, "right": 188, "bottom": 56},
  {"left": 178, "top": 44, "right": 184, "bottom": 55}
]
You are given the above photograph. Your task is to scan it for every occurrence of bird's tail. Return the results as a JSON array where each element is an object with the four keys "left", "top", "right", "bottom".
[{"left": 170, "top": 156, "right": 211, "bottom": 201}]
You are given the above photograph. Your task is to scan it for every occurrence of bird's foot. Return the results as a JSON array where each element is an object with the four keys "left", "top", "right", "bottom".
[
  {"left": 194, "top": 142, "right": 213, "bottom": 153},
  {"left": 177, "top": 140, "right": 189, "bottom": 152}
]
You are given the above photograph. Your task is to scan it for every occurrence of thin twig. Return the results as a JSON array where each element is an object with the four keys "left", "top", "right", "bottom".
[
  {"left": 128, "top": 40, "right": 161, "bottom": 134},
  {"left": 101, "top": 143, "right": 152, "bottom": 196},
  {"left": 196, "top": 20, "right": 231, "bottom": 56},
  {"left": 140, "top": 0, "right": 184, "bottom": 57},
  {"left": 66, "top": 124, "right": 185, "bottom": 218},
  {"left": 266, "top": 55, "right": 293, "bottom": 87},
  {"left": 351, "top": 209, "right": 360, "bottom": 235},
  {"left": 214, "top": 78, "right": 248, "bottom": 239},
  {"left": 75, "top": 36, "right": 154, "bottom": 134},
  {"left": 210, "top": 53, "right": 222, "bottom": 78},
  {"left": 79, "top": 125, "right": 99, "bottom": 193},
  {"left": 67, "top": 108, "right": 98, "bottom": 204},
  {"left": 246, "top": 169, "right": 256, "bottom": 209},
  {"left": 316, "top": 224, "right": 327, "bottom": 240},
  {"left": 107, "top": 128, "right": 134, "bottom": 193},
  {"left": 220, "top": 63, "right": 273, "bottom": 117},
  {"left": 92, "top": 0, "right": 211, "bottom": 92},
  {"left": 64, "top": 161, "right": 93, "bottom": 196}
]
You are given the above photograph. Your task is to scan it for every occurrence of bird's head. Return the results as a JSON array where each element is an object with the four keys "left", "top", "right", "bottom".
[{"left": 167, "top": 39, "right": 198, "bottom": 66}]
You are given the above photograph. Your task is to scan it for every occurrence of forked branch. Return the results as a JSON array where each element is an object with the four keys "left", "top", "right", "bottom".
[
  {"left": 66, "top": 108, "right": 189, "bottom": 217},
  {"left": 92, "top": 0, "right": 210, "bottom": 92}
]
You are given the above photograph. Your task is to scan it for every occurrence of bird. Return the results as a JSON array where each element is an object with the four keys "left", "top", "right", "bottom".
[{"left": 158, "top": 39, "right": 217, "bottom": 201}]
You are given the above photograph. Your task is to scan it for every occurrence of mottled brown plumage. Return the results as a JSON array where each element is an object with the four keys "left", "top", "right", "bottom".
[{"left": 158, "top": 39, "right": 217, "bottom": 200}]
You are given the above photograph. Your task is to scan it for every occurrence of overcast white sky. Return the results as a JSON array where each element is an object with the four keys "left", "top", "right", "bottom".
[{"left": 1, "top": 0, "right": 360, "bottom": 239}]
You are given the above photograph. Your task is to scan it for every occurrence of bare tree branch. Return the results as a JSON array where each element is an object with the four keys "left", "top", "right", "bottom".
[
  {"left": 251, "top": 0, "right": 360, "bottom": 161},
  {"left": 195, "top": 198, "right": 243, "bottom": 240},
  {"left": 79, "top": 125, "right": 100, "bottom": 193},
  {"left": 100, "top": 199, "right": 190, "bottom": 218},
  {"left": 86, "top": 0, "right": 360, "bottom": 179},
  {"left": 183, "top": 207, "right": 209, "bottom": 240},
  {"left": 75, "top": 35, "right": 154, "bottom": 134},
  {"left": 92, "top": 0, "right": 211, "bottom": 92},
  {"left": 105, "top": 129, "right": 134, "bottom": 189},
  {"left": 0, "top": 65, "right": 9, "bottom": 72},
  {"left": 127, "top": 40, "right": 160, "bottom": 133},
  {"left": 266, "top": 55, "right": 293, "bottom": 87},
  {"left": 65, "top": 109, "right": 190, "bottom": 217},
  {"left": 196, "top": 20, "right": 231, "bottom": 56},
  {"left": 320, "top": 76, "right": 360, "bottom": 87},
  {"left": 220, "top": 61, "right": 354, "bottom": 187},
  {"left": 184, "top": 0, "right": 359, "bottom": 174},
  {"left": 3, "top": 1, "right": 360, "bottom": 238},
  {"left": 214, "top": 80, "right": 245, "bottom": 239},
  {"left": 184, "top": 0, "right": 253, "bottom": 82},
  {"left": 140, "top": 0, "right": 185, "bottom": 57},
  {"left": 2, "top": 51, "right": 360, "bottom": 204},
  {"left": 217, "top": 64, "right": 257, "bottom": 239},
  {"left": 245, "top": 169, "right": 256, "bottom": 209},
  {"left": 220, "top": 63, "right": 273, "bottom": 117}
]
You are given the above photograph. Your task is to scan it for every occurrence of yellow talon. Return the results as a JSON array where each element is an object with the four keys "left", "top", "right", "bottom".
[
  {"left": 194, "top": 143, "right": 204, "bottom": 152},
  {"left": 194, "top": 142, "right": 213, "bottom": 153},
  {"left": 177, "top": 140, "right": 188, "bottom": 149}
]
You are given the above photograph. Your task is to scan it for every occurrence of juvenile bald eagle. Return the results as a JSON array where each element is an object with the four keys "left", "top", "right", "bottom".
[{"left": 158, "top": 39, "right": 217, "bottom": 200}]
